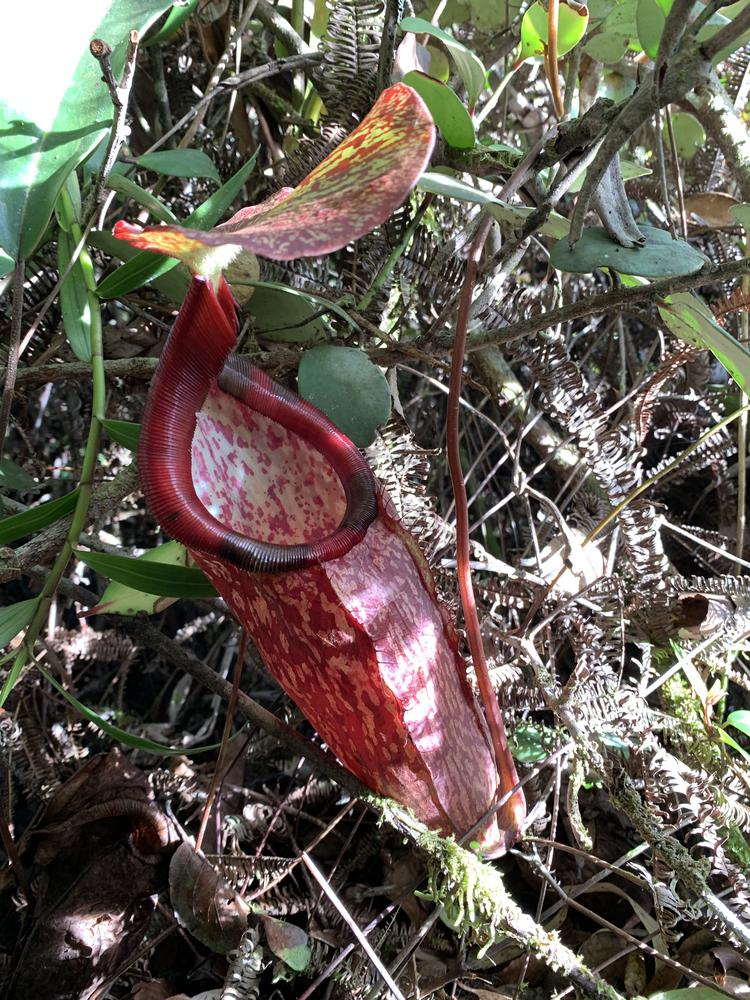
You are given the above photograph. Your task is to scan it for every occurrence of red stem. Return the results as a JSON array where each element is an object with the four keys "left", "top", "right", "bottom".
[{"left": 447, "top": 216, "right": 526, "bottom": 839}]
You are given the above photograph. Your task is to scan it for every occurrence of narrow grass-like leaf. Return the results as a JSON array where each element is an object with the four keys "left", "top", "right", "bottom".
[
  {"left": 725, "top": 710, "right": 750, "bottom": 740},
  {"left": 99, "top": 154, "right": 258, "bottom": 298},
  {"left": 77, "top": 549, "right": 218, "bottom": 598},
  {"left": 107, "top": 173, "right": 179, "bottom": 225},
  {"left": 0, "top": 598, "right": 37, "bottom": 650},
  {"left": 57, "top": 227, "right": 92, "bottom": 361},
  {"left": 0, "top": 488, "right": 79, "bottom": 545},
  {"left": 658, "top": 292, "right": 750, "bottom": 393},
  {"left": 0, "top": 459, "right": 36, "bottom": 491},
  {"left": 39, "top": 665, "right": 222, "bottom": 755},
  {"left": 82, "top": 540, "right": 186, "bottom": 617},
  {"left": 137, "top": 149, "right": 221, "bottom": 183},
  {"left": 144, "top": 0, "right": 200, "bottom": 47},
  {"left": 101, "top": 418, "right": 141, "bottom": 451}
]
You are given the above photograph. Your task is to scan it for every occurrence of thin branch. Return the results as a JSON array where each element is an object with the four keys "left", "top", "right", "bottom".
[
  {"left": 86, "top": 31, "right": 140, "bottom": 216},
  {"left": 140, "top": 52, "right": 323, "bottom": 153},
  {"left": 462, "top": 256, "right": 750, "bottom": 352},
  {"left": 0, "top": 258, "right": 24, "bottom": 461}
]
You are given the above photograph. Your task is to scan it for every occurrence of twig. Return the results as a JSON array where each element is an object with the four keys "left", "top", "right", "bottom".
[
  {"left": 462, "top": 255, "right": 750, "bottom": 351},
  {"left": 525, "top": 851, "right": 737, "bottom": 997},
  {"left": 300, "top": 851, "right": 407, "bottom": 1000},
  {"left": 180, "top": 0, "right": 260, "bottom": 148},
  {"left": 140, "top": 52, "right": 323, "bottom": 153},
  {"left": 195, "top": 631, "right": 248, "bottom": 853},
  {"left": 377, "top": 0, "right": 404, "bottom": 94},
  {"left": 254, "top": 0, "right": 312, "bottom": 55},
  {"left": 86, "top": 31, "right": 140, "bottom": 216},
  {"left": 0, "top": 258, "right": 25, "bottom": 461}
]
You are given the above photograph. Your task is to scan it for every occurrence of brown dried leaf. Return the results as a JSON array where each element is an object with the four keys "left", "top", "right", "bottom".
[
  {"left": 684, "top": 192, "right": 740, "bottom": 228},
  {"left": 169, "top": 843, "right": 249, "bottom": 954}
]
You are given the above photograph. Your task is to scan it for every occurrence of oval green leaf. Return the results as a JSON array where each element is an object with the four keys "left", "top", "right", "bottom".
[
  {"left": 519, "top": 0, "right": 590, "bottom": 62},
  {"left": 298, "top": 345, "right": 391, "bottom": 448},
  {"left": 76, "top": 549, "right": 218, "bottom": 598},
  {"left": 402, "top": 71, "right": 475, "bottom": 149},
  {"left": 137, "top": 148, "right": 221, "bottom": 184},
  {"left": 550, "top": 225, "right": 707, "bottom": 277},
  {"left": 729, "top": 202, "right": 750, "bottom": 231},
  {"left": 636, "top": 0, "right": 669, "bottom": 59},
  {"left": 399, "top": 17, "right": 487, "bottom": 108},
  {"left": 583, "top": 31, "right": 631, "bottom": 63},
  {"left": 664, "top": 112, "right": 705, "bottom": 161}
]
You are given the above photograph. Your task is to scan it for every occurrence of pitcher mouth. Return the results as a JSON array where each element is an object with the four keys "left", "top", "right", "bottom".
[{"left": 138, "top": 275, "right": 379, "bottom": 574}]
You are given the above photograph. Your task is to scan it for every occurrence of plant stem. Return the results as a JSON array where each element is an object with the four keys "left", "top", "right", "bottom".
[
  {"left": 447, "top": 212, "right": 526, "bottom": 842},
  {"left": 546, "top": 0, "right": 565, "bottom": 119},
  {"left": 0, "top": 203, "right": 105, "bottom": 707},
  {"left": 0, "top": 259, "right": 25, "bottom": 461}
]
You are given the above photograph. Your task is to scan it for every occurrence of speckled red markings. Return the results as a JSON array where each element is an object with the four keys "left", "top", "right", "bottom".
[
  {"left": 113, "top": 83, "right": 435, "bottom": 264},
  {"left": 139, "top": 276, "right": 512, "bottom": 855}
]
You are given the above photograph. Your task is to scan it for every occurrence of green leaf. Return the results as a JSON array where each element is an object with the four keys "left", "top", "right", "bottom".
[
  {"left": 246, "top": 285, "right": 331, "bottom": 343},
  {"left": 101, "top": 418, "right": 141, "bottom": 450},
  {"left": 76, "top": 549, "right": 218, "bottom": 598},
  {"left": 657, "top": 292, "right": 750, "bottom": 394},
  {"left": 0, "top": 250, "right": 14, "bottom": 277},
  {"left": 137, "top": 148, "right": 221, "bottom": 183},
  {"left": 663, "top": 111, "right": 705, "bottom": 160},
  {"left": 0, "top": 458, "right": 36, "bottom": 492},
  {"left": 144, "top": 0, "right": 200, "bottom": 46},
  {"left": 82, "top": 541, "right": 187, "bottom": 617},
  {"left": 519, "top": 0, "right": 590, "bottom": 62},
  {"left": 583, "top": 31, "right": 631, "bottom": 63},
  {"left": 0, "top": 489, "right": 79, "bottom": 545},
  {"left": 724, "top": 710, "right": 750, "bottom": 740},
  {"left": 298, "top": 346, "right": 391, "bottom": 448},
  {"left": 399, "top": 17, "right": 487, "bottom": 108},
  {"left": 403, "top": 72, "right": 475, "bottom": 149},
  {"left": 550, "top": 225, "right": 707, "bottom": 278},
  {"left": 417, "top": 170, "right": 569, "bottom": 238},
  {"left": 57, "top": 227, "right": 93, "bottom": 362},
  {"left": 97, "top": 154, "right": 257, "bottom": 299},
  {"left": 258, "top": 913, "right": 311, "bottom": 971},
  {"left": 0, "top": 0, "right": 172, "bottom": 263},
  {"left": 729, "top": 202, "right": 750, "bottom": 231},
  {"left": 636, "top": 0, "right": 669, "bottom": 59},
  {"left": 649, "top": 989, "right": 736, "bottom": 999},
  {"left": 38, "top": 664, "right": 223, "bottom": 755},
  {"left": 511, "top": 722, "right": 554, "bottom": 763},
  {"left": 0, "top": 599, "right": 37, "bottom": 650},
  {"left": 107, "top": 172, "right": 179, "bottom": 224}
]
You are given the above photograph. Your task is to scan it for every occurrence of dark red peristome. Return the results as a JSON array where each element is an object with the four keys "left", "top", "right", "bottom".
[
  {"left": 138, "top": 276, "right": 378, "bottom": 573},
  {"left": 139, "top": 277, "right": 523, "bottom": 855}
]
